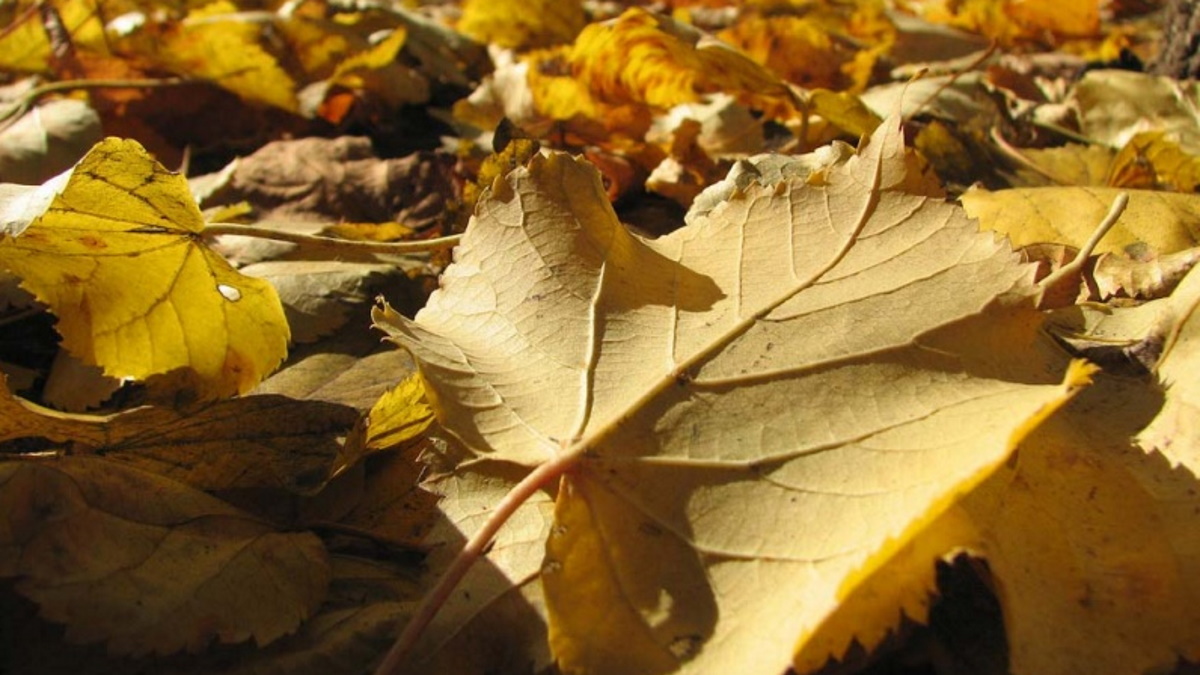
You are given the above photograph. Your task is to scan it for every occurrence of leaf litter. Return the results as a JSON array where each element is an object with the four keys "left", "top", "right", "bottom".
[{"left": 2, "top": 2, "right": 1200, "bottom": 675}]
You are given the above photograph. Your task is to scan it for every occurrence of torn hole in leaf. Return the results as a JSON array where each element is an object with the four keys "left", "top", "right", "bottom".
[{"left": 218, "top": 284, "right": 242, "bottom": 302}]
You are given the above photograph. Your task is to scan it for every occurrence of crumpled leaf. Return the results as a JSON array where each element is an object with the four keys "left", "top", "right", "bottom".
[
  {"left": 718, "top": 7, "right": 892, "bottom": 93},
  {"left": 1091, "top": 246, "right": 1200, "bottom": 301},
  {"left": 567, "top": 8, "right": 790, "bottom": 112},
  {"left": 196, "top": 137, "right": 456, "bottom": 231},
  {"left": 1107, "top": 131, "right": 1200, "bottom": 192},
  {"left": 375, "top": 116, "right": 1088, "bottom": 673},
  {"left": 0, "top": 457, "right": 331, "bottom": 656},
  {"left": 961, "top": 186, "right": 1200, "bottom": 257},
  {"left": 0, "top": 137, "right": 290, "bottom": 400}
]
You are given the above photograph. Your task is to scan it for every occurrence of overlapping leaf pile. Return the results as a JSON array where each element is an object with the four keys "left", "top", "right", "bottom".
[{"left": 2, "top": 1, "right": 1200, "bottom": 675}]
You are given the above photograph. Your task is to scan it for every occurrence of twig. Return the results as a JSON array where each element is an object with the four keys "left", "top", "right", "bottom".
[
  {"left": 373, "top": 451, "right": 580, "bottom": 675},
  {"left": 203, "top": 223, "right": 463, "bottom": 254},
  {"left": 1034, "top": 192, "right": 1129, "bottom": 307}
]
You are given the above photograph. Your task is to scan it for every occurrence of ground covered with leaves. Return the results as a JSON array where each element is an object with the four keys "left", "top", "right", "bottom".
[{"left": 1, "top": 1, "right": 1199, "bottom": 674}]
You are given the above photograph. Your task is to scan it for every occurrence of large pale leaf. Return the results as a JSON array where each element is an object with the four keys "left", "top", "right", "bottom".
[
  {"left": 0, "top": 457, "right": 330, "bottom": 656},
  {"left": 0, "top": 137, "right": 290, "bottom": 399},
  {"left": 375, "top": 116, "right": 1088, "bottom": 672}
]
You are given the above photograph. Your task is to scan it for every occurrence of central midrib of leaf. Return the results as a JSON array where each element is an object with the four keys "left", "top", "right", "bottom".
[{"left": 563, "top": 144, "right": 885, "bottom": 464}]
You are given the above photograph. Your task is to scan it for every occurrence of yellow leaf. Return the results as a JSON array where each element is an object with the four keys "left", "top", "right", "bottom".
[
  {"left": 364, "top": 373, "right": 433, "bottom": 452},
  {"left": 961, "top": 186, "right": 1200, "bottom": 256},
  {"left": 326, "top": 27, "right": 428, "bottom": 109},
  {"left": 116, "top": 1, "right": 298, "bottom": 112},
  {"left": 0, "top": 457, "right": 330, "bottom": 655},
  {"left": 457, "top": 0, "right": 586, "bottom": 50},
  {"left": 375, "top": 116, "right": 1087, "bottom": 672},
  {"left": 1108, "top": 131, "right": 1200, "bottom": 192},
  {"left": 959, "top": 374, "right": 1200, "bottom": 674},
  {"left": 568, "top": 8, "right": 790, "bottom": 112},
  {"left": 0, "top": 373, "right": 360, "bottom": 494},
  {"left": 1007, "top": 0, "right": 1099, "bottom": 36},
  {"left": 1005, "top": 143, "right": 1116, "bottom": 187},
  {"left": 1140, "top": 265, "right": 1200, "bottom": 467},
  {"left": 718, "top": 6, "right": 892, "bottom": 93},
  {"left": 0, "top": 0, "right": 110, "bottom": 73},
  {"left": 0, "top": 138, "right": 290, "bottom": 400}
]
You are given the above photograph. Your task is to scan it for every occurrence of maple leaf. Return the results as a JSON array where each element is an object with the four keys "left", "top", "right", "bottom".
[
  {"left": 0, "top": 137, "right": 290, "bottom": 400},
  {"left": 374, "top": 116, "right": 1089, "bottom": 673},
  {"left": 0, "top": 457, "right": 330, "bottom": 656}
]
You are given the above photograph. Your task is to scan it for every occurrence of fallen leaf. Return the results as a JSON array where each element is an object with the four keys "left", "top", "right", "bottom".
[
  {"left": 0, "top": 98, "right": 103, "bottom": 185},
  {"left": 400, "top": 457, "right": 556, "bottom": 675},
  {"left": 41, "top": 349, "right": 121, "bottom": 411},
  {"left": 1091, "top": 246, "right": 1200, "bottom": 300},
  {"left": 375, "top": 116, "right": 1088, "bottom": 673},
  {"left": 240, "top": 260, "right": 404, "bottom": 344},
  {"left": 1070, "top": 69, "right": 1200, "bottom": 150},
  {"left": 568, "top": 8, "right": 790, "bottom": 112},
  {"left": 0, "top": 457, "right": 331, "bottom": 655},
  {"left": 1107, "top": 131, "right": 1200, "bottom": 192},
  {"left": 93, "top": 395, "right": 361, "bottom": 494},
  {"left": 196, "top": 138, "right": 456, "bottom": 231},
  {"left": 961, "top": 186, "right": 1200, "bottom": 256},
  {"left": 364, "top": 374, "right": 433, "bottom": 453},
  {"left": 1139, "top": 264, "right": 1200, "bottom": 468},
  {"left": 457, "top": 0, "right": 585, "bottom": 50},
  {"left": 956, "top": 373, "right": 1200, "bottom": 675},
  {"left": 0, "top": 137, "right": 290, "bottom": 399},
  {"left": 252, "top": 309, "right": 422, "bottom": 413},
  {"left": 1002, "top": 143, "right": 1115, "bottom": 187},
  {"left": 314, "top": 27, "right": 429, "bottom": 124},
  {"left": 113, "top": 1, "right": 299, "bottom": 112}
]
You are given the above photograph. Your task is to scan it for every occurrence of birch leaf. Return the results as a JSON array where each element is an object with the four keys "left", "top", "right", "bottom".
[
  {"left": 0, "top": 137, "right": 290, "bottom": 400},
  {"left": 375, "top": 116, "right": 1089, "bottom": 673}
]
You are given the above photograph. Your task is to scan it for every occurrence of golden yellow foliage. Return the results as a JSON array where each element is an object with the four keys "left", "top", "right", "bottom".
[
  {"left": 114, "top": 1, "right": 299, "bottom": 112},
  {"left": 962, "top": 186, "right": 1200, "bottom": 256},
  {"left": 0, "top": 138, "right": 290, "bottom": 400},
  {"left": 458, "top": 0, "right": 585, "bottom": 50},
  {"left": 568, "top": 8, "right": 789, "bottom": 111}
]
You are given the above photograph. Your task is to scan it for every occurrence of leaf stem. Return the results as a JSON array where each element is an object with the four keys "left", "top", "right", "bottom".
[
  {"left": 203, "top": 223, "right": 462, "bottom": 254},
  {"left": 372, "top": 450, "right": 580, "bottom": 675}
]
